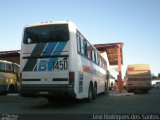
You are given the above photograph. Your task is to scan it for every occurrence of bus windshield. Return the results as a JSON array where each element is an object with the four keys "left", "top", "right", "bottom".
[{"left": 23, "top": 24, "right": 69, "bottom": 44}]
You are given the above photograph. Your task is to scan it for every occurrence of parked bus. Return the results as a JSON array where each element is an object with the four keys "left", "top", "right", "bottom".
[
  {"left": 0, "top": 60, "right": 20, "bottom": 94},
  {"left": 20, "top": 21, "right": 109, "bottom": 101},
  {"left": 126, "top": 64, "right": 152, "bottom": 93}
]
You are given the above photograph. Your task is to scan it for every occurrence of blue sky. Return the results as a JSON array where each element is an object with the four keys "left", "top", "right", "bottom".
[{"left": 0, "top": 0, "right": 160, "bottom": 77}]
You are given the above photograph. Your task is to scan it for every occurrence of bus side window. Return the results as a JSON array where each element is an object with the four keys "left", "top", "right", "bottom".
[
  {"left": 97, "top": 55, "right": 100, "bottom": 65},
  {"left": 6, "top": 63, "right": 13, "bottom": 72},
  {"left": 0, "top": 62, "right": 5, "bottom": 71},
  {"left": 5, "top": 63, "right": 8, "bottom": 71},
  {"left": 6, "top": 63, "right": 9, "bottom": 72},
  {"left": 14, "top": 64, "right": 20, "bottom": 73},
  {"left": 76, "top": 32, "right": 81, "bottom": 53},
  {"left": 83, "top": 39, "right": 87, "bottom": 57},
  {"left": 99, "top": 58, "right": 102, "bottom": 67},
  {"left": 95, "top": 51, "right": 99, "bottom": 65},
  {"left": 91, "top": 49, "right": 95, "bottom": 62},
  {"left": 80, "top": 36, "right": 84, "bottom": 55},
  {"left": 87, "top": 42, "right": 91, "bottom": 59}
]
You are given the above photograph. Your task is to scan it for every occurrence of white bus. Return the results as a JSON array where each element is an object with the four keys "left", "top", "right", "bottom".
[{"left": 20, "top": 21, "right": 109, "bottom": 102}]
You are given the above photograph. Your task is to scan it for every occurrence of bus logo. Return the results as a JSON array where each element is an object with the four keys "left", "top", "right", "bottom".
[{"left": 34, "top": 58, "right": 68, "bottom": 71}]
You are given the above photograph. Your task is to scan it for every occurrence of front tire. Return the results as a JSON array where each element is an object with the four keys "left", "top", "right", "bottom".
[{"left": 8, "top": 85, "right": 15, "bottom": 93}]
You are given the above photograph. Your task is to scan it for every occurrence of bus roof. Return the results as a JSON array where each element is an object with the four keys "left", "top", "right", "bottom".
[
  {"left": 127, "top": 64, "right": 151, "bottom": 76},
  {"left": 127, "top": 64, "right": 150, "bottom": 70},
  {"left": 25, "top": 20, "right": 73, "bottom": 28}
]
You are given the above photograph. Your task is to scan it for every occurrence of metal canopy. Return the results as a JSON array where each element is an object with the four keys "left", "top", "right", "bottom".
[
  {"left": 94, "top": 43, "right": 123, "bottom": 65},
  {"left": 94, "top": 42, "right": 124, "bottom": 93},
  {"left": 0, "top": 50, "right": 20, "bottom": 64}
]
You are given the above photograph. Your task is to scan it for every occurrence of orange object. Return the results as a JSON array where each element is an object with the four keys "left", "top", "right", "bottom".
[
  {"left": 117, "top": 45, "right": 123, "bottom": 93},
  {"left": 94, "top": 43, "right": 124, "bottom": 93}
]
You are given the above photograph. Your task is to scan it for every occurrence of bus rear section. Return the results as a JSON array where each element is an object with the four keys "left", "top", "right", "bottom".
[
  {"left": 126, "top": 64, "right": 152, "bottom": 93},
  {"left": 20, "top": 23, "right": 75, "bottom": 99}
]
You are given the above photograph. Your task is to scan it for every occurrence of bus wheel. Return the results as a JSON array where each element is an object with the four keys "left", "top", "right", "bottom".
[
  {"left": 87, "top": 84, "right": 93, "bottom": 102},
  {"left": 8, "top": 85, "right": 15, "bottom": 93},
  {"left": 93, "top": 84, "right": 97, "bottom": 100}
]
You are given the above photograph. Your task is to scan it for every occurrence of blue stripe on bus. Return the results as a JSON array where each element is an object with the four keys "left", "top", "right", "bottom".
[
  {"left": 42, "top": 43, "right": 57, "bottom": 56},
  {"left": 48, "top": 42, "right": 66, "bottom": 71},
  {"left": 33, "top": 42, "right": 58, "bottom": 71},
  {"left": 33, "top": 42, "right": 67, "bottom": 71}
]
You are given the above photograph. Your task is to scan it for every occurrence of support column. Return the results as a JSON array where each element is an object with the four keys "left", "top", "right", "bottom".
[{"left": 117, "top": 45, "right": 123, "bottom": 93}]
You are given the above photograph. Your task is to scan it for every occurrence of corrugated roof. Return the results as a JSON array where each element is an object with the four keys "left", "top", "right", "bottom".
[
  {"left": 0, "top": 50, "right": 20, "bottom": 57},
  {"left": 0, "top": 50, "right": 20, "bottom": 64}
]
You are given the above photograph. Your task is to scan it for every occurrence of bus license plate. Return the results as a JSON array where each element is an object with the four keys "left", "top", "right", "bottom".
[{"left": 39, "top": 91, "right": 49, "bottom": 95}]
